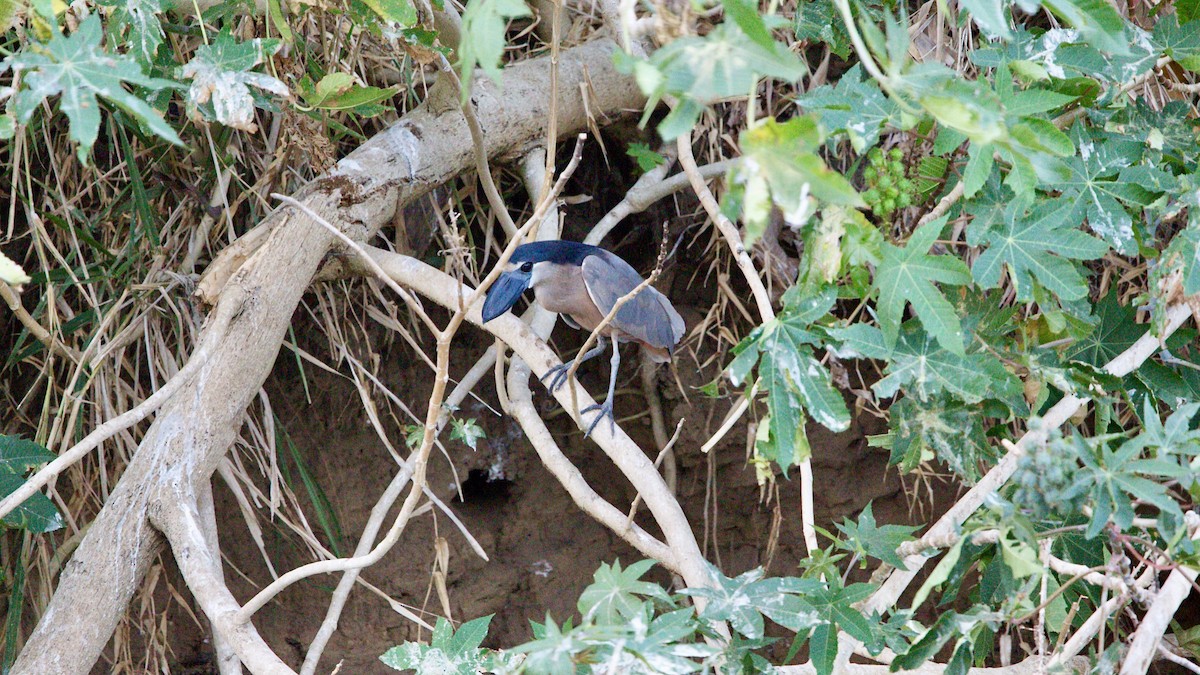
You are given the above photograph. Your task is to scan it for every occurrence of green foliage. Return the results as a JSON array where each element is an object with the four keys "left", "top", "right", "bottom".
[
  {"left": 177, "top": 32, "right": 288, "bottom": 131},
  {"left": 968, "top": 192, "right": 1109, "bottom": 302},
  {"left": 684, "top": 564, "right": 824, "bottom": 637},
  {"left": 381, "top": 559, "right": 891, "bottom": 675},
  {"left": 360, "top": 0, "right": 419, "bottom": 27},
  {"left": 450, "top": 417, "right": 487, "bottom": 450},
  {"left": 620, "top": 10, "right": 804, "bottom": 139},
  {"left": 577, "top": 559, "right": 671, "bottom": 623},
  {"left": 734, "top": 116, "right": 863, "bottom": 243},
  {"left": 0, "top": 435, "right": 64, "bottom": 533},
  {"left": 627, "top": 142, "right": 667, "bottom": 172},
  {"left": 831, "top": 503, "right": 917, "bottom": 570},
  {"left": 7, "top": 0, "right": 1200, "bottom": 671},
  {"left": 886, "top": 393, "right": 996, "bottom": 481},
  {"left": 794, "top": 0, "right": 849, "bottom": 57},
  {"left": 796, "top": 65, "right": 899, "bottom": 152},
  {"left": 873, "top": 216, "right": 973, "bottom": 355},
  {"left": 458, "top": 0, "right": 531, "bottom": 91},
  {"left": 381, "top": 615, "right": 511, "bottom": 673},
  {"left": 2, "top": 14, "right": 182, "bottom": 163},
  {"left": 298, "top": 73, "right": 398, "bottom": 116},
  {"left": 728, "top": 287, "right": 850, "bottom": 473},
  {"left": 102, "top": 0, "right": 169, "bottom": 65}
]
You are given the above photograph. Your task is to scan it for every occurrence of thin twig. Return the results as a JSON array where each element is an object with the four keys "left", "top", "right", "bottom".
[
  {"left": 0, "top": 282, "right": 82, "bottom": 362},
  {"left": 625, "top": 418, "right": 686, "bottom": 527},
  {"left": 438, "top": 55, "right": 520, "bottom": 238}
]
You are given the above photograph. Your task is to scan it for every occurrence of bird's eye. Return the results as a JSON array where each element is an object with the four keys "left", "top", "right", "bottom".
[{"left": 520, "top": 262, "right": 533, "bottom": 273}]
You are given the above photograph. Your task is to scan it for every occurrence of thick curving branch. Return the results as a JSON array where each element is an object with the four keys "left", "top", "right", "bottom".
[{"left": 151, "top": 492, "right": 297, "bottom": 675}]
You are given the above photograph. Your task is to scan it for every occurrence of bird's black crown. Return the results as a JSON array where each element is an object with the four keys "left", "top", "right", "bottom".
[{"left": 509, "top": 240, "right": 602, "bottom": 266}]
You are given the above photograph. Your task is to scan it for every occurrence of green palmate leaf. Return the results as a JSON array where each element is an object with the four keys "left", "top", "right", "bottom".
[
  {"left": 874, "top": 216, "right": 972, "bottom": 355},
  {"left": 5, "top": 15, "right": 182, "bottom": 163},
  {"left": 869, "top": 325, "right": 994, "bottom": 404},
  {"left": 1037, "top": 124, "right": 1162, "bottom": 254},
  {"left": 104, "top": 0, "right": 169, "bottom": 65},
  {"left": 1151, "top": 15, "right": 1200, "bottom": 73},
  {"left": 834, "top": 503, "right": 918, "bottom": 570},
  {"left": 1063, "top": 289, "right": 1142, "bottom": 367},
  {"left": 794, "top": 0, "right": 850, "bottom": 58},
  {"left": 796, "top": 65, "right": 900, "bottom": 152},
  {"left": 1041, "top": 0, "right": 1129, "bottom": 55},
  {"left": 969, "top": 193, "right": 1108, "bottom": 302},
  {"left": 1137, "top": 400, "right": 1200, "bottom": 457},
  {"left": 736, "top": 116, "right": 863, "bottom": 243},
  {"left": 458, "top": 0, "right": 531, "bottom": 89},
  {"left": 449, "top": 417, "right": 486, "bottom": 450},
  {"left": 626, "top": 142, "right": 666, "bottom": 172},
  {"left": 685, "top": 564, "right": 822, "bottom": 639},
  {"left": 1073, "top": 432, "right": 1185, "bottom": 538},
  {"left": 178, "top": 33, "right": 288, "bottom": 132},
  {"left": 729, "top": 288, "right": 849, "bottom": 470},
  {"left": 380, "top": 615, "right": 495, "bottom": 673},
  {"left": 801, "top": 581, "right": 878, "bottom": 675},
  {"left": 631, "top": 22, "right": 804, "bottom": 138},
  {"left": 577, "top": 559, "right": 670, "bottom": 623}
]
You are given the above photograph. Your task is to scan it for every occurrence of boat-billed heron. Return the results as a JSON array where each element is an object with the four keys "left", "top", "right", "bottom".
[{"left": 480, "top": 240, "right": 685, "bottom": 436}]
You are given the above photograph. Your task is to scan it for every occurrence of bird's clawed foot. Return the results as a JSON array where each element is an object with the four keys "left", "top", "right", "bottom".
[
  {"left": 582, "top": 401, "right": 616, "bottom": 438},
  {"left": 539, "top": 363, "right": 574, "bottom": 392}
]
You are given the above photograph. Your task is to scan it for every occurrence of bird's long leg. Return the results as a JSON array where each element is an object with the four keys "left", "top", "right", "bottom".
[
  {"left": 583, "top": 338, "right": 621, "bottom": 437},
  {"left": 540, "top": 337, "right": 608, "bottom": 392}
]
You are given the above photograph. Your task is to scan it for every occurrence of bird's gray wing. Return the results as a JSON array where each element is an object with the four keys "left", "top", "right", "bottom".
[{"left": 581, "top": 252, "right": 685, "bottom": 351}]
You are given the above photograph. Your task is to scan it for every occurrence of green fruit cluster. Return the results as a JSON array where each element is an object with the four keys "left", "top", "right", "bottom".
[
  {"left": 861, "top": 147, "right": 916, "bottom": 220},
  {"left": 1010, "top": 432, "right": 1089, "bottom": 519}
]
